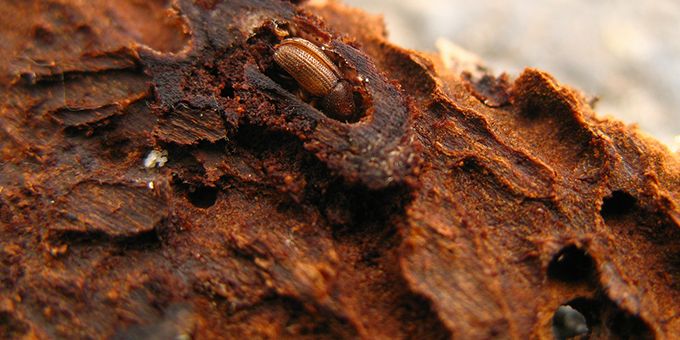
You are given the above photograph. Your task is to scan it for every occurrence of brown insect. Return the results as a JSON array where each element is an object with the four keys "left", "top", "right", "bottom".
[{"left": 273, "top": 38, "right": 356, "bottom": 121}]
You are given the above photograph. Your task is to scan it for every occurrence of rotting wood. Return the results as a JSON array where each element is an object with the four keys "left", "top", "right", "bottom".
[{"left": 0, "top": 0, "right": 678, "bottom": 339}]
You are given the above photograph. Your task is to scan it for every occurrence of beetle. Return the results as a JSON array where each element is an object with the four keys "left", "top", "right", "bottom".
[{"left": 273, "top": 38, "right": 356, "bottom": 121}]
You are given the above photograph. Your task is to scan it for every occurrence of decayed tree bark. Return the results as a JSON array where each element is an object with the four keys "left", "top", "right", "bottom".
[{"left": 1, "top": 0, "right": 678, "bottom": 339}]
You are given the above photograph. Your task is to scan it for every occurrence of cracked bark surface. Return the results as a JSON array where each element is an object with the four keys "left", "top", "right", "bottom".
[{"left": 1, "top": 0, "right": 679, "bottom": 339}]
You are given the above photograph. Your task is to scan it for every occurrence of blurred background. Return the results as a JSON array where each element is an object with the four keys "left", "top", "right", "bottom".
[{"left": 344, "top": 0, "right": 680, "bottom": 150}]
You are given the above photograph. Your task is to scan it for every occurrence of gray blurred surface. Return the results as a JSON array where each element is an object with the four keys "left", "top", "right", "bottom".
[{"left": 344, "top": 0, "right": 680, "bottom": 149}]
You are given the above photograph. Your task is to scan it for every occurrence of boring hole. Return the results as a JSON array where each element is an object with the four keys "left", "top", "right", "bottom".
[
  {"left": 552, "top": 302, "right": 591, "bottom": 340},
  {"left": 562, "top": 298, "right": 600, "bottom": 331},
  {"left": 601, "top": 191, "right": 636, "bottom": 218},
  {"left": 547, "top": 245, "right": 595, "bottom": 283},
  {"left": 187, "top": 185, "right": 218, "bottom": 208},
  {"left": 607, "top": 309, "right": 654, "bottom": 339},
  {"left": 220, "top": 82, "right": 234, "bottom": 98},
  {"left": 551, "top": 297, "right": 654, "bottom": 340}
]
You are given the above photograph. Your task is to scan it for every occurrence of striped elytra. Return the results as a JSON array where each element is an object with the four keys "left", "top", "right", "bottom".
[{"left": 273, "top": 38, "right": 341, "bottom": 96}]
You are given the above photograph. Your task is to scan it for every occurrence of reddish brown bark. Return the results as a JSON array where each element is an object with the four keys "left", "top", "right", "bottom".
[{"left": 1, "top": 0, "right": 678, "bottom": 339}]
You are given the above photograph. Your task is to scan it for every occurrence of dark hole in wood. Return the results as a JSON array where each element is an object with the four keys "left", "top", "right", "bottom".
[
  {"left": 601, "top": 190, "right": 636, "bottom": 218},
  {"left": 552, "top": 302, "right": 590, "bottom": 340},
  {"left": 547, "top": 245, "right": 594, "bottom": 283},
  {"left": 220, "top": 82, "right": 234, "bottom": 98},
  {"left": 187, "top": 185, "right": 218, "bottom": 208},
  {"left": 553, "top": 297, "right": 654, "bottom": 339},
  {"left": 608, "top": 309, "right": 654, "bottom": 339},
  {"left": 560, "top": 298, "right": 600, "bottom": 332}
]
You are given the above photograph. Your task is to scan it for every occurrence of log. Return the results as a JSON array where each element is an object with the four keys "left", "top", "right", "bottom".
[{"left": 0, "top": 0, "right": 678, "bottom": 338}]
